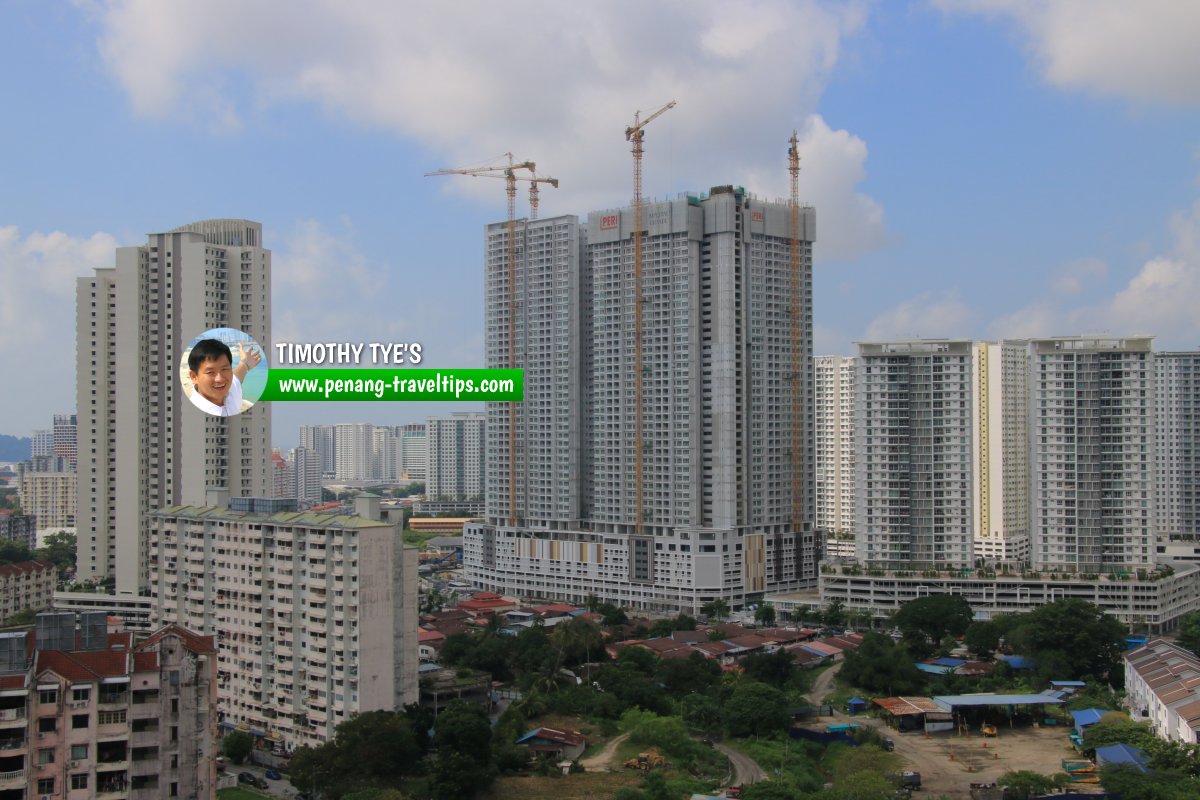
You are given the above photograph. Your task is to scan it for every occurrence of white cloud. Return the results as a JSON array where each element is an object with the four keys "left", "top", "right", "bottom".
[
  {"left": 935, "top": 0, "right": 1200, "bottom": 105},
  {"left": 1051, "top": 257, "right": 1107, "bottom": 295},
  {"left": 990, "top": 202, "right": 1200, "bottom": 347},
  {"left": 87, "top": 0, "right": 885, "bottom": 257},
  {"left": 0, "top": 226, "right": 118, "bottom": 432},
  {"left": 864, "top": 291, "right": 972, "bottom": 341}
]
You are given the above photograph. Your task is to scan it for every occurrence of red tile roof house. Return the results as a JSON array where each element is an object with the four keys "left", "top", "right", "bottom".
[
  {"left": 418, "top": 628, "right": 446, "bottom": 661},
  {"left": 456, "top": 592, "right": 517, "bottom": 616},
  {"left": 516, "top": 726, "right": 587, "bottom": 761}
]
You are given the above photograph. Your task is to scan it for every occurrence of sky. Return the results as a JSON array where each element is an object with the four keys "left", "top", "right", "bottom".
[{"left": 2, "top": 1, "right": 1199, "bottom": 449}]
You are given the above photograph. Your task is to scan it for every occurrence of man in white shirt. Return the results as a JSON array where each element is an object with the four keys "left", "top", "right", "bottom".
[{"left": 187, "top": 338, "right": 263, "bottom": 417}]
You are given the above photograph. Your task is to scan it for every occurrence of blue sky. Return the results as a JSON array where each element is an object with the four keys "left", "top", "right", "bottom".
[{"left": 2, "top": 1, "right": 1198, "bottom": 449}]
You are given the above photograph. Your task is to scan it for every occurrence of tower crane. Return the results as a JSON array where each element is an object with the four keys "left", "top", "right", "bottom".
[
  {"left": 788, "top": 131, "right": 804, "bottom": 536},
  {"left": 625, "top": 101, "right": 676, "bottom": 536},
  {"left": 425, "top": 154, "right": 553, "bottom": 526}
]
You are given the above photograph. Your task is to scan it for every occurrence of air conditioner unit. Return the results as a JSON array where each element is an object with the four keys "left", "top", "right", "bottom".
[{"left": 41, "top": 795, "right": 51, "bottom": 800}]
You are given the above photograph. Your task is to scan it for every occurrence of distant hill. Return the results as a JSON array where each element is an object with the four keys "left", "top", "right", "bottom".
[{"left": 0, "top": 435, "right": 31, "bottom": 463}]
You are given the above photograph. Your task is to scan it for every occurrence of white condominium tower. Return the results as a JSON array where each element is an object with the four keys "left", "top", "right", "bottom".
[
  {"left": 1029, "top": 336, "right": 1154, "bottom": 572},
  {"left": 467, "top": 186, "right": 817, "bottom": 611},
  {"left": 427, "top": 412, "right": 485, "bottom": 501},
  {"left": 300, "top": 424, "right": 337, "bottom": 475},
  {"left": 77, "top": 219, "right": 271, "bottom": 595},
  {"left": 815, "top": 356, "right": 856, "bottom": 555},
  {"left": 972, "top": 341, "right": 1030, "bottom": 565},
  {"left": 1154, "top": 351, "right": 1199, "bottom": 538},
  {"left": 855, "top": 340, "right": 975, "bottom": 569}
]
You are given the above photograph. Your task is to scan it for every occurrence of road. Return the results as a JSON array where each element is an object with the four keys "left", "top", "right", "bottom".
[
  {"left": 580, "top": 732, "right": 631, "bottom": 771},
  {"left": 809, "top": 660, "right": 841, "bottom": 704},
  {"left": 714, "top": 742, "right": 766, "bottom": 786}
]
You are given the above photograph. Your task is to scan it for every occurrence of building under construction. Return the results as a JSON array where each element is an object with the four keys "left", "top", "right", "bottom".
[{"left": 465, "top": 185, "right": 817, "bottom": 611}]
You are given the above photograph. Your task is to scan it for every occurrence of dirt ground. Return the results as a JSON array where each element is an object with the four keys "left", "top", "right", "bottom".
[{"left": 809, "top": 711, "right": 1103, "bottom": 799}]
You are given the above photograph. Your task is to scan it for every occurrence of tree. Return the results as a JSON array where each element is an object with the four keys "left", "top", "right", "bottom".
[
  {"left": 754, "top": 603, "right": 777, "bottom": 627},
  {"left": 739, "top": 782, "right": 798, "bottom": 800},
  {"left": 702, "top": 599, "right": 730, "bottom": 622},
  {"left": 1102, "top": 763, "right": 1200, "bottom": 799},
  {"left": 723, "top": 681, "right": 789, "bottom": 737},
  {"left": 433, "top": 700, "right": 495, "bottom": 799},
  {"left": 0, "top": 540, "right": 32, "bottom": 566},
  {"left": 823, "top": 770, "right": 903, "bottom": 800},
  {"left": 289, "top": 710, "right": 424, "bottom": 798},
  {"left": 739, "top": 650, "right": 795, "bottom": 689},
  {"left": 549, "top": 616, "right": 606, "bottom": 666},
  {"left": 598, "top": 602, "right": 629, "bottom": 627},
  {"left": 1006, "top": 599, "right": 1126, "bottom": 683},
  {"left": 964, "top": 621, "right": 1001, "bottom": 659},
  {"left": 839, "top": 632, "right": 925, "bottom": 696},
  {"left": 822, "top": 598, "right": 847, "bottom": 628},
  {"left": 997, "top": 770, "right": 1060, "bottom": 800},
  {"left": 220, "top": 730, "right": 253, "bottom": 765},
  {"left": 891, "top": 595, "right": 972, "bottom": 658},
  {"left": 657, "top": 651, "right": 721, "bottom": 697},
  {"left": 1177, "top": 612, "right": 1200, "bottom": 656},
  {"left": 35, "top": 531, "right": 76, "bottom": 573}
]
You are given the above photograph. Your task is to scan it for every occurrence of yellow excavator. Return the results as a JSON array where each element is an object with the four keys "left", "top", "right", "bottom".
[{"left": 623, "top": 750, "right": 669, "bottom": 771}]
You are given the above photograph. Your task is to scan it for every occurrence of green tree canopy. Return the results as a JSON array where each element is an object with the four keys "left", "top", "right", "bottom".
[
  {"left": 35, "top": 531, "right": 76, "bottom": 572},
  {"left": 723, "top": 681, "right": 790, "bottom": 738},
  {"left": 1176, "top": 611, "right": 1200, "bottom": 656},
  {"left": 1006, "top": 598, "right": 1126, "bottom": 683},
  {"left": 891, "top": 594, "right": 972, "bottom": 659},
  {"left": 838, "top": 632, "right": 925, "bottom": 696},
  {"left": 964, "top": 621, "right": 1001, "bottom": 659},
  {"left": 702, "top": 599, "right": 730, "bottom": 622},
  {"left": 220, "top": 730, "right": 252, "bottom": 765},
  {"left": 754, "top": 603, "right": 777, "bottom": 627},
  {"left": 997, "top": 770, "right": 1061, "bottom": 800},
  {"left": 289, "top": 710, "right": 424, "bottom": 799},
  {"left": 433, "top": 700, "right": 495, "bottom": 800}
]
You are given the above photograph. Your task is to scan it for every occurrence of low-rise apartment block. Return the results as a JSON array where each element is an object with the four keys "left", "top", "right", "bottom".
[
  {"left": 148, "top": 494, "right": 418, "bottom": 751},
  {"left": 0, "top": 611, "right": 216, "bottom": 799},
  {"left": 0, "top": 561, "right": 55, "bottom": 621}
]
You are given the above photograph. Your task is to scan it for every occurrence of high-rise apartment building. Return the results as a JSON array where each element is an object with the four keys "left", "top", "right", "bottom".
[
  {"left": 31, "top": 429, "right": 52, "bottom": 459},
  {"left": 426, "top": 412, "right": 485, "bottom": 501},
  {"left": 855, "top": 340, "right": 975, "bottom": 568},
  {"left": 77, "top": 219, "right": 271, "bottom": 595},
  {"left": 52, "top": 413, "right": 77, "bottom": 471},
  {"left": 15, "top": 466, "right": 77, "bottom": 535},
  {"left": 1154, "top": 352, "right": 1200, "bottom": 539},
  {"left": 299, "top": 424, "right": 337, "bottom": 475},
  {"left": 148, "top": 494, "right": 418, "bottom": 750},
  {"left": 395, "top": 424, "right": 427, "bottom": 482},
  {"left": 815, "top": 356, "right": 856, "bottom": 556},
  {"left": 1028, "top": 336, "right": 1154, "bottom": 572},
  {"left": 467, "top": 186, "right": 817, "bottom": 611},
  {"left": 293, "top": 446, "right": 323, "bottom": 507},
  {"left": 972, "top": 341, "right": 1030, "bottom": 564},
  {"left": 333, "top": 423, "right": 373, "bottom": 482}
]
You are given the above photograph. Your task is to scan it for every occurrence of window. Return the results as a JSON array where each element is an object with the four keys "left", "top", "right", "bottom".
[
  {"left": 171, "top": 698, "right": 179, "bottom": 714},
  {"left": 72, "top": 713, "right": 89, "bottom": 729},
  {"left": 71, "top": 744, "right": 88, "bottom": 760},
  {"left": 98, "top": 710, "right": 126, "bottom": 725},
  {"left": 170, "top": 782, "right": 179, "bottom": 797},
  {"left": 71, "top": 774, "right": 89, "bottom": 790},
  {"left": 37, "top": 717, "right": 56, "bottom": 734},
  {"left": 38, "top": 748, "right": 55, "bottom": 765},
  {"left": 38, "top": 689, "right": 58, "bottom": 705},
  {"left": 72, "top": 687, "right": 91, "bottom": 703},
  {"left": 37, "top": 778, "right": 54, "bottom": 794}
]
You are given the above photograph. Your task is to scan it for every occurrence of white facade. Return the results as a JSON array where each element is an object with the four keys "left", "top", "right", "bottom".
[
  {"left": 293, "top": 446, "right": 323, "bottom": 506},
  {"left": 148, "top": 497, "right": 418, "bottom": 750},
  {"left": 855, "top": 340, "right": 975, "bottom": 569},
  {"left": 426, "top": 412, "right": 485, "bottom": 501},
  {"left": 1028, "top": 336, "right": 1154, "bottom": 572},
  {"left": 333, "top": 423, "right": 373, "bottom": 482},
  {"left": 299, "top": 424, "right": 337, "bottom": 475},
  {"left": 815, "top": 356, "right": 856, "bottom": 543},
  {"left": 16, "top": 467, "right": 77, "bottom": 534},
  {"left": 467, "top": 188, "right": 817, "bottom": 612},
  {"left": 972, "top": 341, "right": 1030, "bottom": 565},
  {"left": 76, "top": 220, "right": 271, "bottom": 594},
  {"left": 396, "top": 424, "right": 427, "bottom": 482},
  {"left": 1154, "top": 352, "right": 1200, "bottom": 539}
]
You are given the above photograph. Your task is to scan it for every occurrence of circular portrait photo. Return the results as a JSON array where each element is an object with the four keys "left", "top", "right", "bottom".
[{"left": 179, "top": 327, "right": 268, "bottom": 417}]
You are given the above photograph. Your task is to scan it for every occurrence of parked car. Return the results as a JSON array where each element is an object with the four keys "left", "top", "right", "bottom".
[
  {"left": 265, "top": 768, "right": 282, "bottom": 780},
  {"left": 237, "top": 772, "right": 257, "bottom": 785},
  {"left": 883, "top": 737, "right": 896, "bottom": 752}
]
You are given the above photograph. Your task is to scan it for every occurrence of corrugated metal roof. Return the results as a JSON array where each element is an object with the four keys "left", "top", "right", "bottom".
[
  {"left": 874, "top": 696, "right": 944, "bottom": 715},
  {"left": 935, "top": 694, "right": 1066, "bottom": 709}
]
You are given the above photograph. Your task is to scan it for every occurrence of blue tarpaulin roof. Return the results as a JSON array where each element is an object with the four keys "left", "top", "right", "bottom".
[
  {"left": 930, "top": 657, "right": 967, "bottom": 667},
  {"left": 848, "top": 697, "right": 867, "bottom": 707},
  {"left": 998, "top": 654, "right": 1036, "bottom": 669},
  {"left": 1070, "top": 708, "right": 1110, "bottom": 728},
  {"left": 917, "top": 663, "right": 956, "bottom": 674},
  {"left": 1096, "top": 743, "right": 1150, "bottom": 773}
]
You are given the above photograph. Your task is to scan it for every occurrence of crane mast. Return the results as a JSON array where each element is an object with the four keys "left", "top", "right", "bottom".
[
  {"left": 625, "top": 100, "right": 675, "bottom": 536},
  {"left": 425, "top": 154, "right": 556, "bottom": 526},
  {"left": 788, "top": 131, "right": 803, "bottom": 536}
]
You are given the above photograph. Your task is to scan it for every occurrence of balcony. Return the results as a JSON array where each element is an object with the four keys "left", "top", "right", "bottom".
[
  {"left": 0, "top": 768, "right": 26, "bottom": 786},
  {"left": 0, "top": 736, "right": 24, "bottom": 753},
  {"left": 0, "top": 707, "right": 25, "bottom": 728}
]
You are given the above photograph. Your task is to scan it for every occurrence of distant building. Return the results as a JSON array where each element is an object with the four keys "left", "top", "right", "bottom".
[
  {"left": 15, "top": 467, "right": 76, "bottom": 536},
  {"left": 396, "top": 424, "right": 427, "bottom": 482},
  {"left": 1155, "top": 352, "right": 1200, "bottom": 539},
  {"left": 292, "top": 446, "right": 323, "bottom": 507},
  {"left": 148, "top": 493, "right": 418, "bottom": 750},
  {"left": 299, "top": 424, "right": 337, "bottom": 475},
  {"left": 0, "top": 611, "right": 217, "bottom": 798},
  {"left": 814, "top": 356, "right": 856, "bottom": 551},
  {"left": 31, "top": 429, "right": 53, "bottom": 459},
  {"left": 0, "top": 511, "right": 37, "bottom": 550},
  {"left": 0, "top": 560, "right": 55, "bottom": 619},
  {"left": 426, "top": 412, "right": 485, "bottom": 502},
  {"left": 52, "top": 413, "right": 77, "bottom": 472}
]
